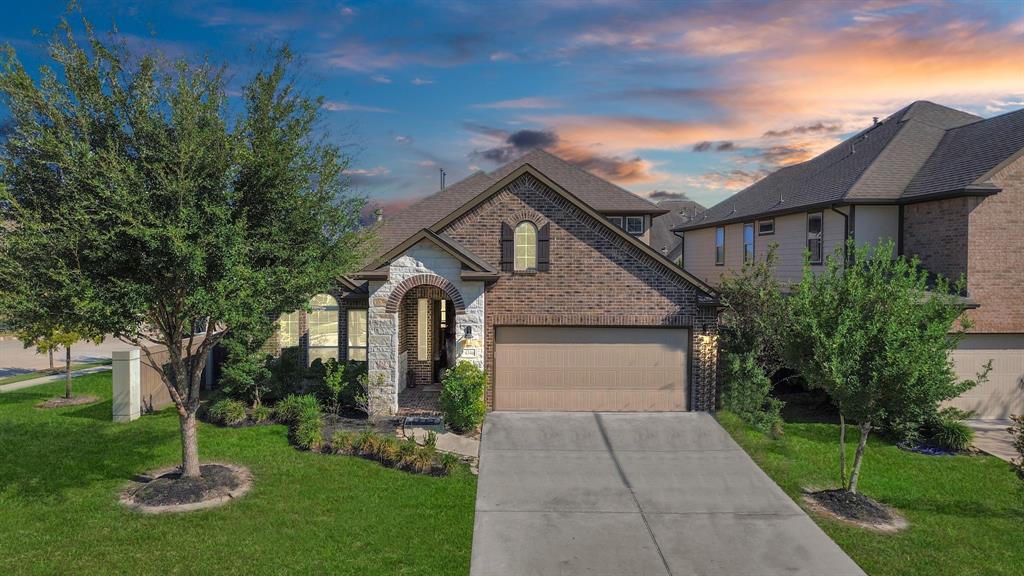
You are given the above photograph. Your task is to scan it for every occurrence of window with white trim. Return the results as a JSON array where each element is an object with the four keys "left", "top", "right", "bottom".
[
  {"left": 277, "top": 310, "right": 300, "bottom": 348},
  {"left": 347, "top": 309, "right": 367, "bottom": 362},
  {"left": 743, "top": 223, "right": 755, "bottom": 262},
  {"left": 417, "top": 298, "right": 430, "bottom": 361},
  {"left": 514, "top": 221, "right": 537, "bottom": 271},
  {"left": 626, "top": 216, "right": 645, "bottom": 235},
  {"left": 308, "top": 293, "right": 339, "bottom": 366},
  {"left": 758, "top": 219, "right": 774, "bottom": 235},
  {"left": 608, "top": 216, "right": 623, "bottom": 228},
  {"left": 807, "top": 212, "right": 823, "bottom": 265},
  {"left": 715, "top": 227, "right": 725, "bottom": 265}
]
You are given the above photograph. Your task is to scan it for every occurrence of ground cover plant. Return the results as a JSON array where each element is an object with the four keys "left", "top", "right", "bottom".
[{"left": 0, "top": 372, "right": 476, "bottom": 575}]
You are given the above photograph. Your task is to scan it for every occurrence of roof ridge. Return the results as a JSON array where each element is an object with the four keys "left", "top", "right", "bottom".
[{"left": 513, "top": 148, "right": 661, "bottom": 210}]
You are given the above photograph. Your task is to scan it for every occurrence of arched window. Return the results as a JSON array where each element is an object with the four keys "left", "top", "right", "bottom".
[
  {"left": 514, "top": 221, "right": 537, "bottom": 271},
  {"left": 307, "top": 293, "right": 339, "bottom": 366},
  {"left": 277, "top": 310, "right": 300, "bottom": 348}
]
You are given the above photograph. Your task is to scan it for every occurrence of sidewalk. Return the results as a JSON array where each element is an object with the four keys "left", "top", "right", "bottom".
[
  {"left": 967, "top": 419, "right": 1017, "bottom": 463},
  {"left": 0, "top": 366, "right": 112, "bottom": 393}
]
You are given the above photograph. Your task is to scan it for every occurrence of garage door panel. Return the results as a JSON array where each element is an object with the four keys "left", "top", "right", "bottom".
[
  {"left": 495, "top": 327, "right": 687, "bottom": 412},
  {"left": 946, "top": 334, "right": 1024, "bottom": 419}
]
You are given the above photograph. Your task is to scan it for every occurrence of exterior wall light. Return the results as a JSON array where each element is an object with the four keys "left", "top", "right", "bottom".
[{"left": 464, "top": 325, "right": 473, "bottom": 339}]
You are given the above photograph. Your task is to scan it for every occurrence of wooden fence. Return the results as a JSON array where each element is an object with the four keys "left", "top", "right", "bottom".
[{"left": 138, "top": 336, "right": 215, "bottom": 413}]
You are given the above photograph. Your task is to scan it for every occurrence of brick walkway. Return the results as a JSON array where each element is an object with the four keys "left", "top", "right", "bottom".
[{"left": 398, "top": 386, "right": 442, "bottom": 417}]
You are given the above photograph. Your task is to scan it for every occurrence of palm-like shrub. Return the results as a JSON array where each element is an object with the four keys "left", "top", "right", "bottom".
[{"left": 209, "top": 398, "right": 247, "bottom": 426}]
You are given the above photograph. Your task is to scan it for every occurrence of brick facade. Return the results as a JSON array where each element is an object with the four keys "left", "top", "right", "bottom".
[
  {"left": 902, "top": 156, "right": 1024, "bottom": 334},
  {"left": 398, "top": 284, "right": 447, "bottom": 388},
  {"left": 440, "top": 173, "right": 720, "bottom": 410}
]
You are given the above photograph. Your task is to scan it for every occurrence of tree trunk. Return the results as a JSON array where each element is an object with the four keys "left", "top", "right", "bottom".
[
  {"left": 64, "top": 346, "right": 72, "bottom": 399},
  {"left": 838, "top": 412, "right": 847, "bottom": 488},
  {"left": 179, "top": 411, "right": 201, "bottom": 478},
  {"left": 847, "top": 422, "right": 872, "bottom": 493},
  {"left": 48, "top": 348, "right": 54, "bottom": 371}
]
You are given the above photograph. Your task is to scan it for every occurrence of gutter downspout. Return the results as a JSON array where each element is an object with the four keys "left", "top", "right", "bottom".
[
  {"left": 672, "top": 229, "right": 685, "bottom": 265},
  {"left": 829, "top": 206, "right": 851, "bottom": 265}
]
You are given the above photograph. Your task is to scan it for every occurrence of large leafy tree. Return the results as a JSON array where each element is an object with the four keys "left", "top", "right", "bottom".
[
  {"left": 0, "top": 18, "right": 369, "bottom": 477},
  {"left": 786, "top": 239, "right": 988, "bottom": 493}
]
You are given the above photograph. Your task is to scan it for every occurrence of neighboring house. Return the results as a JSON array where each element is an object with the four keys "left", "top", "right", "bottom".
[
  {"left": 649, "top": 198, "right": 705, "bottom": 264},
  {"left": 274, "top": 149, "right": 721, "bottom": 416},
  {"left": 678, "top": 101, "right": 1024, "bottom": 419}
]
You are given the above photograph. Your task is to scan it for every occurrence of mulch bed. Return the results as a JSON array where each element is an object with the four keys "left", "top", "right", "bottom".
[
  {"left": 120, "top": 463, "right": 252, "bottom": 514},
  {"left": 804, "top": 488, "right": 908, "bottom": 532},
  {"left": 35, "top": 395, "right": 100, "bottom": 409}
]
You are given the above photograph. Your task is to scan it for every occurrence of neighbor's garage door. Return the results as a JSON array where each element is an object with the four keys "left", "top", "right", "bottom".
[
  {"left": 947, "top": 334, "right": 1024, "bottom": 419},
  {"left": 494, "top": 327, "right": 688, "bottom": 412}
]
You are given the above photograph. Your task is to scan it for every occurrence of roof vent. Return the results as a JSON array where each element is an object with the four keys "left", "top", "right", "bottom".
[
  {"left": 873, "top": 116, "right": 879, "bottom": 125},
  {"left": 439, "top": 168, "right": 446, "bottom": 189}
]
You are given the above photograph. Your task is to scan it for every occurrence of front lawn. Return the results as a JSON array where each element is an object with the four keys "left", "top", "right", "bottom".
[
  {"left": 718, "top": 411, "right": 1023, "bottom": 576},
  {"left": 0, "top": 373, "right": 477, "bottom": 576}
]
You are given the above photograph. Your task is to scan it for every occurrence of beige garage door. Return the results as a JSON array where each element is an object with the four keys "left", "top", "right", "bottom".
[
  {"left": 947, "top": 334, "right": 1024, "bottom": 419},
  {"left": 494, "top": 327, "right": 688, "bottom": 412}
]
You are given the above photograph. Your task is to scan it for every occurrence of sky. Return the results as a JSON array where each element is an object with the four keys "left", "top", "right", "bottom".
[{"left": 2, "top": 0, "right": 1022, "bottom": 213}]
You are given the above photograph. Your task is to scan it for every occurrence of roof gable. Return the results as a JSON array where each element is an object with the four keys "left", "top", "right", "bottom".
[
  {"left": 370, "top": 149, "right": 662, "bottom": 260},
  {"left": 680, "top": 101, "right": 987, "bottom": 231}
]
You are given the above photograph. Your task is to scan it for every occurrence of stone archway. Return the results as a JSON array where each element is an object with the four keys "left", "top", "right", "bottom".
[{"left": 385, "top": 274, "right": 467, "bottom": 315}]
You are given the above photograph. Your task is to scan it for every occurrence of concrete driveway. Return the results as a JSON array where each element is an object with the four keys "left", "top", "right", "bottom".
[{"left": 471, "top": 412, "right": 864, "bottom": 576}]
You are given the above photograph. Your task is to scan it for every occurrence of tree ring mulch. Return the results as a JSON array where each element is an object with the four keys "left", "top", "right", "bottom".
[
  {"left": 35, "top": 395, "right": 100, "bottom": 409},
  {"left": 803, "top": 488, "right": 908, "bottom": 532},
  {"left": 120, "top": 462, "right": 252, "bottom": 514}
]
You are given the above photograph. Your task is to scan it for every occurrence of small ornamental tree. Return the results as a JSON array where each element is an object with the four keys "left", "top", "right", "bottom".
[
  {"left": 786, "top": 239, "right": 989, "bottom": 493},
  {"left": 0, "top": 17, "right": 369, "bottom": 478},
  {"left": 19, "top": 328, "right": 103, "bottom": 399}
]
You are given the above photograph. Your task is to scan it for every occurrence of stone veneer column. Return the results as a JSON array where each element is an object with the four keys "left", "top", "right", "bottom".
[
  {"left": 366, "top": 242, "right": 485, "bottom": 417},
  {"left": 112, "top": 349, "right": 141, "bottom": 422}
]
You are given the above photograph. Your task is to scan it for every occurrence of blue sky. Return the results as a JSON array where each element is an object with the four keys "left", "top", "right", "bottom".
[{"left": 2, "top": 1, "right": 1022, "bottom": 213}]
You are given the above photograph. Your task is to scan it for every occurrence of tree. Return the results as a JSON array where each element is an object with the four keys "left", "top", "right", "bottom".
[
  {"left": 785, "top": 239, "right": 989, "bottom": 493},
  {"left": 717, "top": 246, "right": 789, "bottom": 431},
  {"left": 717, "top": 245, "right": 790, "bottom": 376},
  {"left": 0, "top": 17, "right": 369, "bottom": 478},
  {"left": 18, "top": 328, "right": 103, "bottom": 398}
]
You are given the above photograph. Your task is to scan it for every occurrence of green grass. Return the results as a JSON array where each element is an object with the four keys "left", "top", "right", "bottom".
[
  {"left": 0, "top": 361, "right": 111, "bottom": 386},
  {"left": 0, "top": 373, "right": 477, "bottom": 575},
  {"left": 718, "top": 410, "right": 1023, "bottom": 576}
]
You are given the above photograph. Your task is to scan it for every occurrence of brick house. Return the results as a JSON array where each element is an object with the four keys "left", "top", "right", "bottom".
[
  {"left": 278, "top": 149, "right": 721, "bottom": 416},
  {"left": 678, "top": 101, "right": 1024, "bottom": 419}
]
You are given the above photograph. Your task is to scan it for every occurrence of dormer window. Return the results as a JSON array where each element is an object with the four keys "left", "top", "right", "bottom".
[
  {"left": 626, "top": 216, "right": 645, "bottom": 235},
  {"left": 514, "top": 221, "right": 537, "bottom": 271}
]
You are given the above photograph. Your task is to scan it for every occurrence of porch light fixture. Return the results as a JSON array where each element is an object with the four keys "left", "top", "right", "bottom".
[{"left": 464, "top": 325, "right": 473, "bottom": 339}]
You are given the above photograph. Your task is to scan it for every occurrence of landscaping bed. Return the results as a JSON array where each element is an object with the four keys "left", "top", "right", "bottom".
[
  {"left": 121, "top": 463, "right": 252, "bottom": 513},
  {"left": 0, "top": 372, "right": 477, "bottom": 575},
  {"left": 718, "top": 411, "right": 1024, "bottom": 576}
]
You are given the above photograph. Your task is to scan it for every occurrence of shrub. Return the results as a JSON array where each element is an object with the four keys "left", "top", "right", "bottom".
[
  {"left": 353, "top": 429, "right": 375, "bottom": 454},
  {"left": 331, "top": 430, "right": 354, "bottom": 454},
  {"left": 439, "top": 452, "right": 461, "bottom": 475},
  {"left": 275, "top": 394, "right": 319, "bottom": 425},
  {"left": 208, "top": 398, "right": 247, "bottom": 426},
  {"left": 925, "top": 417, "right": 974, "bottom": 452},
  {"left": 404, "top": 448, "right": 434, "bottom": 474},
  {"left": 424, "top": 430, "right": 438, "bottom": 449},
  {"left": 1008, "top": 415, "right": 1024, "bottom": 483},
  {"left": 315, "top": 359, "right": 369, "bottom": 415},
  {"left": 360, "top": 433, "right": 382, "bottom": 457},
  {"left": 721, "top": 350, "right": 783, "bottom": 433},
  {"left": 292, "top": 402, "right": 324, "bottom": 451},
  {"left": 376, "top": 436, "right": 400, "bottom": 465},
  {"left": 251, "top": 404, "right": 272, "bottom": 423},
  {"left": 440, "top": 361, "right": 487, "bottom": 433}
]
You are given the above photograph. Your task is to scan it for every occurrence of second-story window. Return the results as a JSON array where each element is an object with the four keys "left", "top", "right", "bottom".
[
  {"left": 743, "top": 223, "right": 755, "bottom": 262},
  {"left": 807, "top": 212, "right": 823, "bottom": 264},
  {"left": 715, "top": 226, "right": 725, "bottom": 265},
  {"left": 626, "top": 216, "right": 645, "bottom": 235}
]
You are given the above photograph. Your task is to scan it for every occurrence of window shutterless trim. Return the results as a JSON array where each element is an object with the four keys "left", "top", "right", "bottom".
[
  {"left": 757, "top": 219, "right": 774, "bottom": 235},
  {"left": 743, "top": 222, "right": 755, "bottom": 262},
  {"left": 806, "top": 212, "right": 824, "bottom": 265},
  {"left": 626, "top": 216, "right": 645, "bottom": 235},
  {"left": 714, "top": 226, "right": 725, "bottom": 266}
]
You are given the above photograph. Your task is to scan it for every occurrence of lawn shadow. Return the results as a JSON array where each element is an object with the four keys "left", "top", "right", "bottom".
[
  {"left": 61, "top": 398, "right": 114, "bottom": 421},
  {"left": 780, "top": 391, "right": 841, "bottom": 424},
  {"left": 0, "top": 367, "right": 35, "bottom": 378}
]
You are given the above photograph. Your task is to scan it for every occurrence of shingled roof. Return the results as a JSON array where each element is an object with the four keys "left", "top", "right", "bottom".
[
  {"left": 650, "top": 198, "right": 704, "bottom": 257},
  {"left": 679, "top": 101, "right": 1014, "bottom": 231},
  {"left": 372, "top": 148, "right": 664, "bottom": 258}
]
